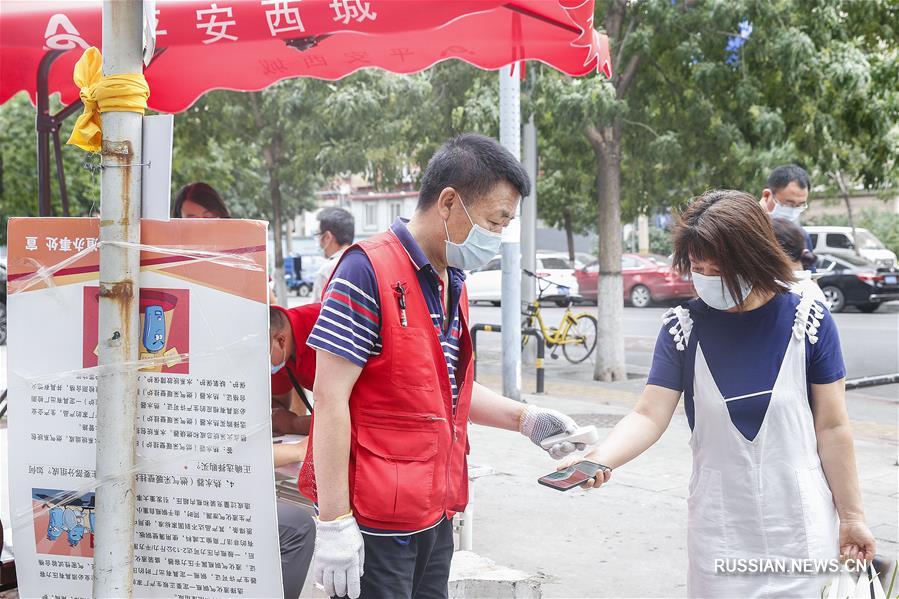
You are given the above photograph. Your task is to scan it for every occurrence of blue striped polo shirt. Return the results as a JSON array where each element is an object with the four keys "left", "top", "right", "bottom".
[{"left": 307, "top": 218, "right": 466, "bottom": 410}]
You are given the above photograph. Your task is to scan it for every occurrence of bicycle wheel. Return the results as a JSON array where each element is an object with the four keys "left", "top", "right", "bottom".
[{"left": 562, "top": 314, "right": 597, "bottom": 364}]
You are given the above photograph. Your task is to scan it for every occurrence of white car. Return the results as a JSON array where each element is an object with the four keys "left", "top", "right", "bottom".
[
  {"left": 805, "top": 226, "right": 896, "bottom": 268},
  {"left": 466, "top": 253, "right": 580, "bottom": 306}
]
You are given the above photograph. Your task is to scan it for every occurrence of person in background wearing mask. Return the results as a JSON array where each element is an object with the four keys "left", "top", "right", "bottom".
[
  {"left": 771, "top": 217, "right": 829, "bottom": 307},
  {"left": 564, "top": 190, "right": 874, "bottom": 598},
  {"left": 313, "top": 207, "right": 355, "bottom": 301},
  {"left": 270, "top": 304, "right": 318, "bottom": 434},
  {"left": 760, "top": 164, "right": 816, "bottom": 255},
  {"left": 302, "top": 134, "right": 590, "bottom": 598}
]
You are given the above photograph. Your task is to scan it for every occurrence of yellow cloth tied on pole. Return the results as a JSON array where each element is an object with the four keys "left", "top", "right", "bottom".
[{"left": 66, "top": 47, "right": 150, "bottom": 153}]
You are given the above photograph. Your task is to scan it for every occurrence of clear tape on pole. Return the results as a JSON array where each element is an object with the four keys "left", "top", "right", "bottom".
[{"left": 12, "top": 239, "right": 263, "bottom": 296}]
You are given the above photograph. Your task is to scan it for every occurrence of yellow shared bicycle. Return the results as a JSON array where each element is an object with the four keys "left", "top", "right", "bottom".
[{"left": 521, "top": 269, "right": 597, "bottom": 364}]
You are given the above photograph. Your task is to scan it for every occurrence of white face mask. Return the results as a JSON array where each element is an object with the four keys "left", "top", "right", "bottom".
[
  {"left": 692, "top": 272, "right": 754, "bottom": 311},
  {"left": 770, "top": 198, "right": 806, "bottom": 223},
  {"left": 444, "top": 196, "right": 502, "bottom": 270}
]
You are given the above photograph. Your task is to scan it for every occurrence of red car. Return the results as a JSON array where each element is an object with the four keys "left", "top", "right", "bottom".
[{"left": 575, "top": 253, "right": 696, "bottom": 307}]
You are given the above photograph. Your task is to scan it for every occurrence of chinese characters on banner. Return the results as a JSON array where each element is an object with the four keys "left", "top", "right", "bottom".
[
  {"left": 43, "top": 0, "right": 380, "bottom": 50},
  {"left": 6, "top": 218, "right": 282, "bottom": 598}
]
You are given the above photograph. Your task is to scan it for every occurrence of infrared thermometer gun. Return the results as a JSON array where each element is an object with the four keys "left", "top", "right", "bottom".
[{"left": 539, "top": 425, "right": 600, "bottom": 450}]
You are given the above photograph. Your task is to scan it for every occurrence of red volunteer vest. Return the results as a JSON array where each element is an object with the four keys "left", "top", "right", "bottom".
[{"left": 298, "top": 230, "right": 474, "bottom": 532}]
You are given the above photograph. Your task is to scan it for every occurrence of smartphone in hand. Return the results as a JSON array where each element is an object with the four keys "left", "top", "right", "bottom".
[{"left": 538, "top": 460, "right": 611, "bottom": 492}]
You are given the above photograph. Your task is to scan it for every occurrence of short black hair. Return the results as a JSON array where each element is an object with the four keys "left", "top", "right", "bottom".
[
  {"left": 317, "top": 207, "right": 355, "bottom": 246},
  {"left": 417, "top": 133, "right": 531, "bottom": 211},
  {"left": 767, "top": 165, "right": 810, "bottom": 192},
  {"left": 270, "top": 307, "right": 289, "bottom": 336}
]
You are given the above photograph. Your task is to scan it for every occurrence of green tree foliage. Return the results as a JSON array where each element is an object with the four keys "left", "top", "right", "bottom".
[{"left": 0, "top": 94, "right": 103, "bottom": 244}]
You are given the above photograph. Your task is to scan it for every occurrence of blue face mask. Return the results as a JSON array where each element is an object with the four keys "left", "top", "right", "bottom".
[
  {"left": 271, "top": 343, "right": 286, "bottom": 375},
  {"left": 444, "top": 196, "right": 502, "bottom": 271}
]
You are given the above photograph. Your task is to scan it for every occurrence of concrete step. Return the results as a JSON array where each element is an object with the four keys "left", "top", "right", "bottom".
[{"left": 449, "top": 550, "right": 542, "bottom": 598}]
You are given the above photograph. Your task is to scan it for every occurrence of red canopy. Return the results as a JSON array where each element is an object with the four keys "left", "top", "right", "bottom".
[{"left": 1, "top": 0, "right": 611, "bottom": 113}]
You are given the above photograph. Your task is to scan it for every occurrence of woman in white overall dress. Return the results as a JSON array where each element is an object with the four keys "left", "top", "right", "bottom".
[{"left": 569, "top": 190, "right": 876, "bottom": 598}]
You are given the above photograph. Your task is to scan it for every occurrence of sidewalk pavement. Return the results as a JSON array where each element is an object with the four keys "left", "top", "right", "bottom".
[{"left": 465, "top": 371, "right": 898, "bottom": 598}]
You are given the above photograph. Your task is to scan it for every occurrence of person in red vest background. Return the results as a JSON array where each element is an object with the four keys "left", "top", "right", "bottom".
[
  {"left": 270, "top": 303, "right": 320, "bottom": 435},
  {"left": 294, "top": 134, "right": 589, "bottom": 598}
]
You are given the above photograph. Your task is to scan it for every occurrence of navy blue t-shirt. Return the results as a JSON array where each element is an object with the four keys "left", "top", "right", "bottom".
[{"left": 647, "top": 292, "right": 845, "bottom": 441}]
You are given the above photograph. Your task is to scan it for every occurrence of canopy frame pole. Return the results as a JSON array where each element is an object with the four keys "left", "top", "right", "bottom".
[
  {"left": 92, "top": 1, "right": 143, "bottom": 596},
  {"left": 499, "top": 62, "right": 522, "bottom": 401},
  {"left": 36, "top": 50, "right": 82, "bottom": 217}
]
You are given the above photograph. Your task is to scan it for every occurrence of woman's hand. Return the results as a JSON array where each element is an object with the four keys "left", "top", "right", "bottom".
[
  {"left": 839, "top": 519, "right": 876, "bottom": 563},
  {"left": 556, "top": 454, "right": 612, "bottom": 490}
]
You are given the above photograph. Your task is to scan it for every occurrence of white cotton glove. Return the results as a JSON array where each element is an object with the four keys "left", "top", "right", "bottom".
[
  {"left": 313, "top": 513, "right": 365, "bottom": 599},
  {"left": 519, "top": 405, "right": 584, "bottom": 459}
]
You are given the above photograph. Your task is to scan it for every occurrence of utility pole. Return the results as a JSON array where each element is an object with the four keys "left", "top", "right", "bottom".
[
  {"left": 93, "top": 1, "right": 143, "bottom": 596},
  {"left": 521, "top": 114, "right": 537, "bottom": 365},
  {"left": 499, "top": 63, "right": 522, "bottom": 400}
]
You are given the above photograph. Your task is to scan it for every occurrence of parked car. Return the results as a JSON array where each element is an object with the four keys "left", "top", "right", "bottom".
[
  {"left": 284, "top": 254, "right": 323, "bottom": 297},
  {"left": 467, "top": 252, "right": 579, "bottom": 306},
  {"left": 575, "top": 253, "right": 695, "bottom": 307},
  {"left": 0, "top": 258, "right": 6, "bottom": 345},
  {"left": 815, "top": 253, "right": 899, "bottom": 312},
  {"left": 805, "top": 226, "right": 897, "bottom": 268}
]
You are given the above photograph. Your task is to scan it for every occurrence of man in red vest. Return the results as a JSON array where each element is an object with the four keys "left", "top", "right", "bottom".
[
  {"left": 299, "top": 134, "right": 587, "bottom": 598},
  {"left": 270, "top": 303, "right": 320, "bottom": 435}
]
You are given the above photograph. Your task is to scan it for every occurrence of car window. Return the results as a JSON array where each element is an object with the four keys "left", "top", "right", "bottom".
[
  {"left": 826, "top": 233, "right": 853, "bottom": 250},
  {"left": 584, "top": 261, "right": 599, "bottom": 274},
  {"left": 648, "top": 254, "right": 672, "bottom": 266},
  {"left": 621, "top": 255, "right": 642, "bottom": 270},
  {"left": 540, "top": 257, "right": 571, "bottom": 270},
  {"left": 817, "top": 257, "right": 836, "bottom": 272},
  {"left": 854, "top": 230, "right": 885, "bottom": 250}
]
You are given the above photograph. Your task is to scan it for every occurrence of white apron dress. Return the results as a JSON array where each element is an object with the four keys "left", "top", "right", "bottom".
[{"left": 665, "top": 295, "right": 840, "bottom": 598}]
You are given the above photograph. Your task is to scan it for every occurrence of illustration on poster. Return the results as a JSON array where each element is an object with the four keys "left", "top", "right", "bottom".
[
  {"left": 83, "top": 287, "right": 190, "bottom": 374},
  {"left": 32, "top": 489, "right": 97, "bottom": 556}
]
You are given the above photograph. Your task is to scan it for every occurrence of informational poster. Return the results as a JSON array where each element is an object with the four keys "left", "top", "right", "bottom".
[{"left": 5, "top": 218, "right": 282, "bottom": 599}]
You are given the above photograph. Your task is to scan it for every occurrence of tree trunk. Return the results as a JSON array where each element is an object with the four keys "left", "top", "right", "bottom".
[
  {"left": 248, "top": 91, "right": 289, "bottom": 305},
  {"left": 268, "top": 170, "right": 289, "bottom": 305},
  {"left": 835, "top": 170, "right": 860, "bottom": 257},
  {"left": 563, "top": 207, "right": 576, "bottom": 263},
  {"left": 588, "top": 126, "right": 627, "bottom": 382},
  {"left": 285, "top": 217, "right": 294, "bottom": 256}
]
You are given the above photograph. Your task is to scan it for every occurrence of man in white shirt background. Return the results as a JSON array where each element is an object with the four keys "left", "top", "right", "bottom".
[{"left": 312, "top": 207, "right": 355, "bottom": 300}]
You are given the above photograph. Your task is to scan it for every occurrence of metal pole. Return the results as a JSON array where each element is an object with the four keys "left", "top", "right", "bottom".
[
  {"left": 521, "top": 114, "right": 537, "bottom": 365},
  {"left": 637, "top": 214, "right": 650, "bottom": 256},
  {"left": 499, "top": 63, "right": 522, "bottom": 401},
  {"left": 93, "top": 1, "right": 143, "bottom": 596},
  {"left": 52, "top": 127, "right": 70, "bottom": 216},
  {"left": 36, "top": 51, "right": 64, "bottom": 217}
]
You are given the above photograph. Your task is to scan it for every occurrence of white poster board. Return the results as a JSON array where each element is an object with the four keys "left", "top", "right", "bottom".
[{"left": 5, "top": 217, "right": 282, "bottom": 598}]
